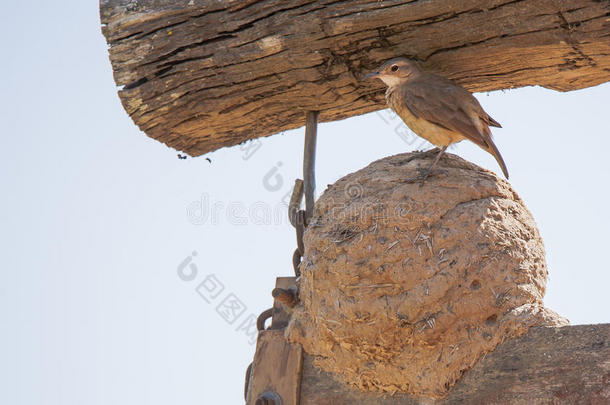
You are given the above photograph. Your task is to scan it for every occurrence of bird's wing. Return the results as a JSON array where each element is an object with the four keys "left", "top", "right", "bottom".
[
  {"left": 486, "top": 115, "right": 502, "bottom": 128},
  {"left": 400, "top": 76, "right": 493, "bottom": 151},
  {"left": 400, "top": 75, "right": 509, "bottom": 178}
]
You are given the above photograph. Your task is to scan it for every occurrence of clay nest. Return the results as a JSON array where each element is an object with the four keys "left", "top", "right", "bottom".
[{"left": 286, "top": 151, "right": 568, "bottom": 398}]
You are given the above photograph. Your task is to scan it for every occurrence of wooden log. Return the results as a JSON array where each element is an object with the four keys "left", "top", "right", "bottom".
[
  {"left": 298, "top": 324, "right": 610, "bottom": 404},
  {"left": 100, "top": 0, "right": 610, "bottom": 155},
  {"left": 246, "top": 329, "right": 303, "bottom": 405}
]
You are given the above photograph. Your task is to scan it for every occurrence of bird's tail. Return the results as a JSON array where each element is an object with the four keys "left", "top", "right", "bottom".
[{"left": 487, "top": 138, "right": 509, "bottom": 179}]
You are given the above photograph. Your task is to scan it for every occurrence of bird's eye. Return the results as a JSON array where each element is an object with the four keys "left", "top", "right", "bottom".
[{"left": 391, "top": 65, "right": 399, "bottom": 72}]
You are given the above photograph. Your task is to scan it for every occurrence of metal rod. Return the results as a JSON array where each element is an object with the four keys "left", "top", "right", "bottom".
[
  {"left": 288, "top": 179, "right": 304, "bottom": 228},
  {"left": 303, "top": 111, "right": 319, "bottom": 224}
]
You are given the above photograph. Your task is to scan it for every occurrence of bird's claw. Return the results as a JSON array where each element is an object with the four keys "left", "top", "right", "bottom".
[
  {"left": 404, "top": 168, "right": 431, "bottom": 186},
  {"left": 404, "top": 167, "right": 447, "bottom": 186}
]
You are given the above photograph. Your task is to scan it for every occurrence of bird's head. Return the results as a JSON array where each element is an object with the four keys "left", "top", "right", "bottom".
[{"left": 364, "top": 58, "right": 422, "bottom": 87}]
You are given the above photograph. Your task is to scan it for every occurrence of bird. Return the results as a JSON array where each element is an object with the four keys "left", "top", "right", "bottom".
[{"left": 364, "top": 57, "right": 509, "bottom": 181}]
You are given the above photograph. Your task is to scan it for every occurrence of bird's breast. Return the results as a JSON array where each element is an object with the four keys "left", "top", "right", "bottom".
[{"left": 386, "top": 88, "right": 464, "bottom": 147}]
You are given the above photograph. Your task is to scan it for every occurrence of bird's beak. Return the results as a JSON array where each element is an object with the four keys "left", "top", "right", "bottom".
[{"left": 363, "top": 71, "right": 380, "bottom": 81}]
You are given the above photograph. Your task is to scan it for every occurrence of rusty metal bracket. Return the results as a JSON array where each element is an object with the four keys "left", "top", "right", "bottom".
[
  {"left": 256, "top": 308, "right": 274, "bottom": 331},
  {"left": 245, "top": 277, "right": 302, "bottom": 405},
  {"left": 272, "top": 287, "right": 298, "bottom": 308},
  {"left": 289, "top": 179, "right": 304, "bottom": 229}
]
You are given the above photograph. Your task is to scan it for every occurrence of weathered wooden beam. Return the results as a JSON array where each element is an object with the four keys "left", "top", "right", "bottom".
[
  {"left": 298, "top": 324, "right": 610, "bottom": 404},
  {"left": 246, "top": 277, "right": 303, "bottom": 405},
  {"left": 246, "top": 329, "right": 303, "bottom": 405},
  {"left": 100, "top": 0, "right": 610, "bottom": 156}
]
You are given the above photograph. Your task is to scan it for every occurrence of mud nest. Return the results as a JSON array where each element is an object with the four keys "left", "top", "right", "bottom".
[{"left": 286, "top": 150, "right": 568, "bottom": 398}]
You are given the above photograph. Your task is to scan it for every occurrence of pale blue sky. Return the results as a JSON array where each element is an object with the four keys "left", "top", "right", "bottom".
[{"left": 1, "top": 2, "right": 609, "bottom": 404}]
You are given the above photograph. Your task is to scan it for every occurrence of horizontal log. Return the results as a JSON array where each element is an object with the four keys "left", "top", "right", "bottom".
[
  {"left": 299, "top": 324, "right": 610, "bottom": 404},
  {"left": 100, "top": 0, "right": 610, "bottom": 156}
]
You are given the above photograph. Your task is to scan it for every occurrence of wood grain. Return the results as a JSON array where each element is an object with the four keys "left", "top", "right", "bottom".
[
  {"left": 100, "top": 0, "right": 610, "bottom": 156},
  {"left": 246, "top": 329, "right": 303, "bottom": 405}
]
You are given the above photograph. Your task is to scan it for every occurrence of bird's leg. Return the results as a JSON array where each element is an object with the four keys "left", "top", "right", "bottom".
[
  {"left": 405, "top": 146, "right": 448, "bottom": 185},
  {"left": 425, "top": 145, "right": 448, "bottom": 176}
]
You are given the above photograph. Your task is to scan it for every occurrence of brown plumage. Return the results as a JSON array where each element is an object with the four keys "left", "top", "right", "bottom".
[{"left": 365, "top": 58, "right": 509, "bottom": 179}]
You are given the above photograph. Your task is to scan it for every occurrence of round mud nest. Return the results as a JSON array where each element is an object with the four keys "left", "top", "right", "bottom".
[{"left": 286, "top": 151, "right": 568, "bottom": 398}]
